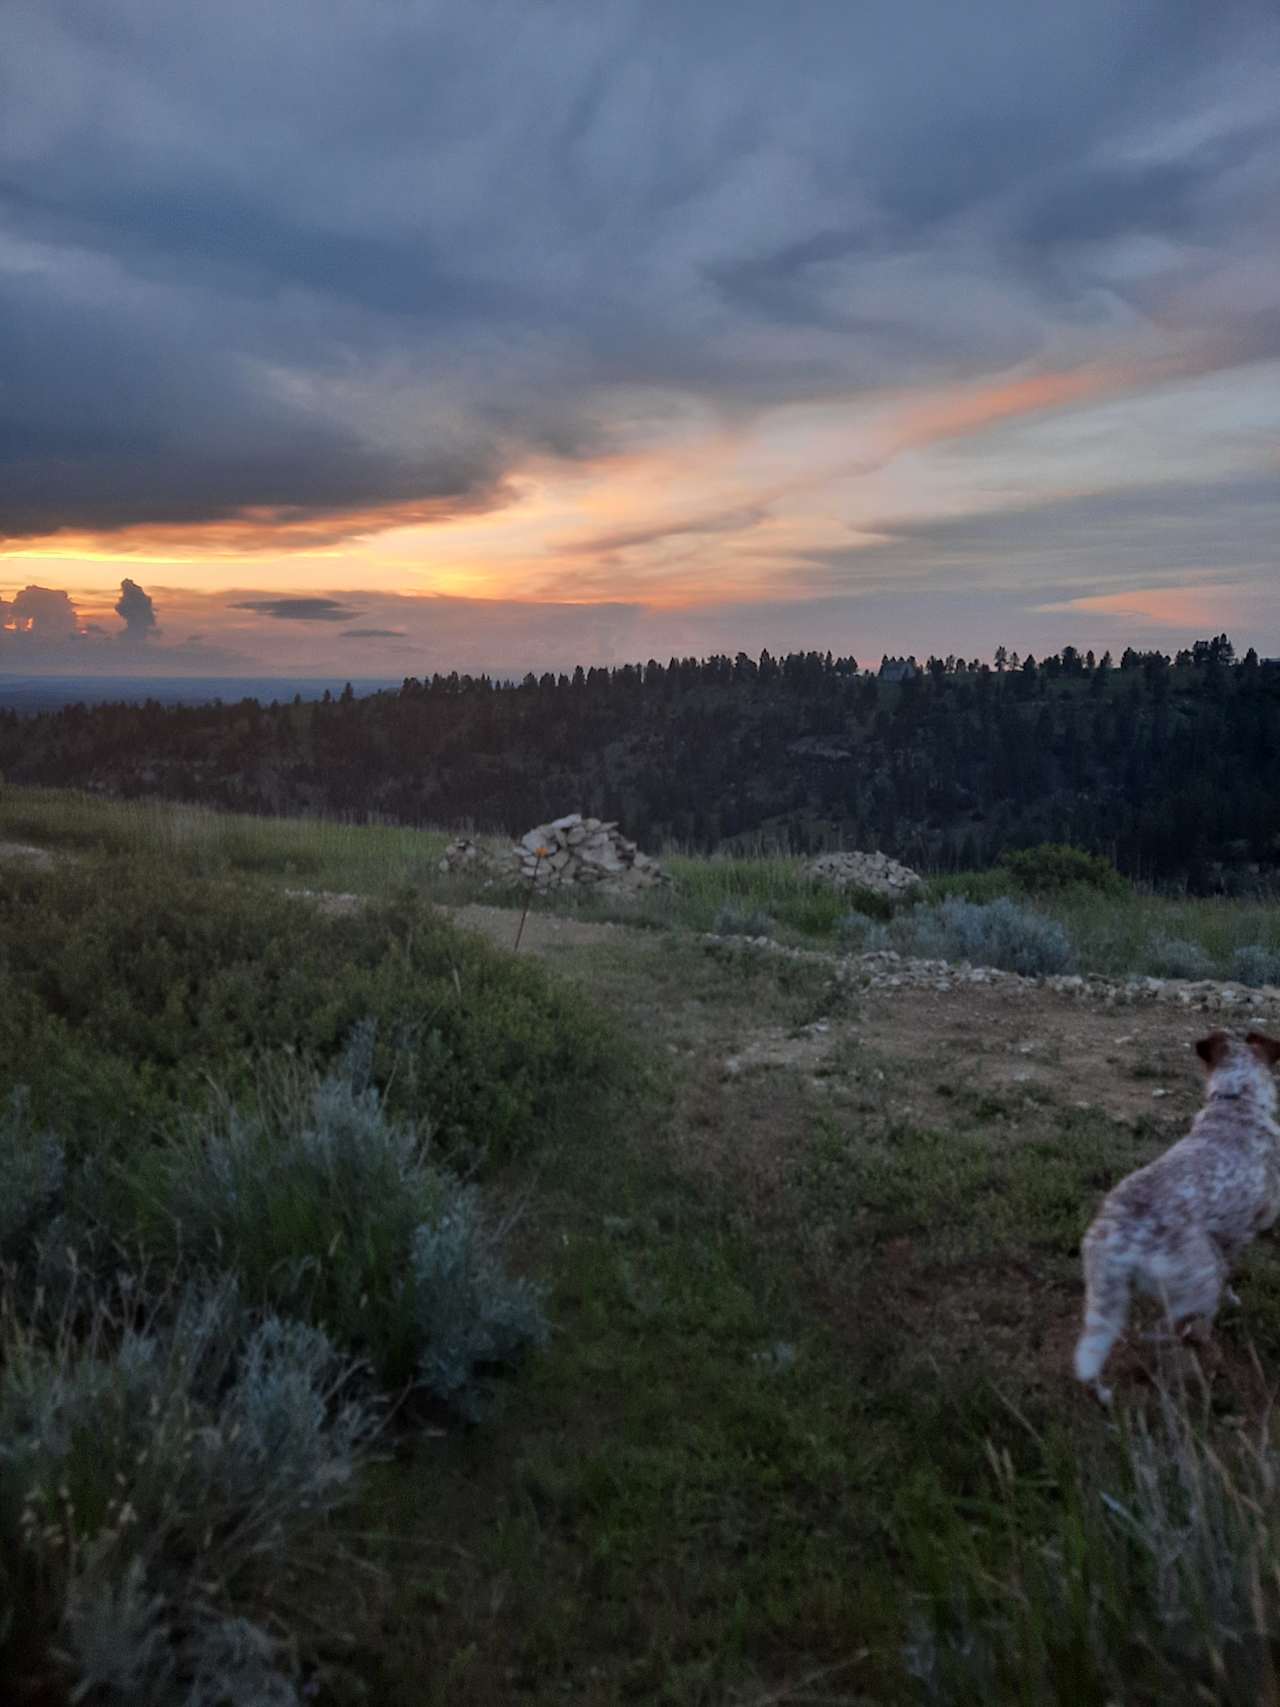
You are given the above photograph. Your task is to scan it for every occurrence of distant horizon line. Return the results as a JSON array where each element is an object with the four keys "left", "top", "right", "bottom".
[
  {"left": 0, "top": 635, "right": 1265, "bottom": 685},
  {"left": 0, "top": 635, "right": 1268, "bottom": 699}
]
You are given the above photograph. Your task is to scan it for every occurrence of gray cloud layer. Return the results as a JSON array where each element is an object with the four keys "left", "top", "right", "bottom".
[
  {"left": 230, "top": 598, "right": 363, "bottom": 622},
  {"left": 3, "top": 1, "right": 1278, "bottom": 543}
]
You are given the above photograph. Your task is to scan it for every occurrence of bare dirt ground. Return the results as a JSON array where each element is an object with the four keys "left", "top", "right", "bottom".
[{"left": 853, "top": 979, "right": 1213, "bottom": 1124}]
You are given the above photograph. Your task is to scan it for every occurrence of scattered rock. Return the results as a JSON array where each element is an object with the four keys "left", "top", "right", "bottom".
[
  {"left": 805, "top": 850, "right": 922, "bottom": 900},
  {"left": 702, "top": 932, "right": 1280, "bottom": 1015}
]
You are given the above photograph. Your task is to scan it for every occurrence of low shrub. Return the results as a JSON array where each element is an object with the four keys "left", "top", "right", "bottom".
[
  {"left": 713, "top": 903, "right": 776, "bottom": 938},
  {"left": 0, "top": 859, "right": 616, "bottom": 1166},
  {"left": 1142, "top": 935, "right": 1214, "bottom": 980},
  {"left": 125, "top": 1055, "right": 547, "bottom": 1399},
  {"left": 925, "top": 868, "right": 1018, "bottom": 904},
  {"left": 888, "top": 897, "right": 1072, "bottom": 976},
  {"left": 1230, "top": 944, "right": 1280, "bottom": 988},
  {"left": 410, "top": 1195, "right": 547, "bottom": 1418},
  {"left": 1000, "top": 842, "right": 1127, "bottom": 895},
  {"left": 0, "top": 1281, "right": 376, "bottom": 1704},
  {"left": 837, "top": 883, "right": 896, "bottom": 922},
  {"left": 835, "top": 912, "right": 888, "bottom": 952}
]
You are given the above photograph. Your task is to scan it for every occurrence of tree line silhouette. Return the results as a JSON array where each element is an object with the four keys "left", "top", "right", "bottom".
[{"left": 3, "top": 633, "right": 1276, "bottom": 889}]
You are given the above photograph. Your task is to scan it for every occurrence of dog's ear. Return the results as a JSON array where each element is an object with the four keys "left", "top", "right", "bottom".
[
  {"left": 1195, "top": 1030, "right": 1231, "bottom": 1069},
  {"left": 1246, "top": 1030, "right": 1280, "bottom": 1067}
]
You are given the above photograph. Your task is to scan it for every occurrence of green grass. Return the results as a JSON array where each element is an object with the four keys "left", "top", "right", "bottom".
[
  {"left": 364, "top": 1144, "right": 892, "bottom": 1703},
  {"left": 1050, "top": 887, "right": 1280, "bottom": 979},
  {"left": 0, "top": 785, "right": 454, "bottom": 894},
  {"left": 352, "top": 932, "right": 1280, "bottom": 1704},
  {"left": 10, "top": 788, "right": 1280, "bottom": 983},
  {"left": 0, "top": 842, "right": 618, "bottom": 1169}
]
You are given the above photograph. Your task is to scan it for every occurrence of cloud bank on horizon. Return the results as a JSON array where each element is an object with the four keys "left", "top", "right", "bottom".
[{"left": 2, "top": 0, "right": 1278, "bottom": 672}]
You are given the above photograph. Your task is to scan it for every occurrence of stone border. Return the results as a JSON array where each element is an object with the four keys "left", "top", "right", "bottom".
[{"left": 703, "top": 935, "right": 1280, "bottom": 1015}]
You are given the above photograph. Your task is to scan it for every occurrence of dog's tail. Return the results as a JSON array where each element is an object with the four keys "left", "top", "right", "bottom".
[{"left": 1074, "top": 1220, "right": 1134, "bottom": 1390}]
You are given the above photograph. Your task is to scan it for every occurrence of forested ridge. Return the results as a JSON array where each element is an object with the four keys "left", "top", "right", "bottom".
[{"left": 3, "top": 634, "right": 1277, "bottom": 888}]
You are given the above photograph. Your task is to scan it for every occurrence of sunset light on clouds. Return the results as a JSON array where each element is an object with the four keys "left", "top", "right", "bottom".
[{"left": 3, "top": 1, "right": 1279, "bottom": 678}]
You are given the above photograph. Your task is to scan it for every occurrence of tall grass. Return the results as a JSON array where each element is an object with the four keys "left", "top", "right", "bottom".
[
  {"left": 907, "top": 1374, "right": 1280, "bottom": 1705},
  {"left": 0, "top": 786, "right": 453, "bottom": 895},
  {"left": 1049, "top": 889, "right": 1280, "bottom": 981}
]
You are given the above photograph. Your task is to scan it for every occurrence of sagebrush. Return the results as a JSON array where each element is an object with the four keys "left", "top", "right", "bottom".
[
  {"left": 125, "top": 1059, "right": 547, "bottom": 1397},
  {"left": 887, "top": 896, "right": 1073, "bottom": 975}
]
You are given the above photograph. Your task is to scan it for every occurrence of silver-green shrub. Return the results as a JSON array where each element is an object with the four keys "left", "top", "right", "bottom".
[
  {"left": 132, "top": 1059, "right": 547, "bottom": 1404},
  {"left": 1229, "top": 944, "right": 1280, "bottom": 988},
  {"left": 713, "top": 903, "right": 776, "bottom": 938},
  {"left": 411, "top": 1192, "right": 549, "bottom": 1417},
  {"left": 0, "top": 1090, "right": 63, "bottom": 1264},
  {"left": 1143, "top": 936, "right": 1214, "bottom": 980},
  {"left": 836, "top": 912, "right": 889, "bottom": 952},
  {"left": 0, "top": 1282, "right": 371, "bottom": 1704},
  {"left": 888, "top": 897, "right": 1072, "bottom": 976}
]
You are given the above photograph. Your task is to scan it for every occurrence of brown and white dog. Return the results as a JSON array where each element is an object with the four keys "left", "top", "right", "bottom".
[{"left": 1074, "top": 1027, "right": 1280, "bottom": 1403}]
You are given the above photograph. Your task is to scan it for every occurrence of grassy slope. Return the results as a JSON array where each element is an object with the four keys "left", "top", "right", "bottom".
[
  {"left": 8, "top": 785, "right": 1280, "bottom": 975},
  {"left": 8, "top": 789, "right": 1280, "bottom": 1702},
  {"left": 358, "top": 934, "right": 1280, "bottom": 1705}
]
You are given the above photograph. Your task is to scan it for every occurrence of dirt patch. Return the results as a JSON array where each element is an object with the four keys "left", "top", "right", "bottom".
[{"left": 852, "top": 980, "right": 1216, "bottom": 1127}]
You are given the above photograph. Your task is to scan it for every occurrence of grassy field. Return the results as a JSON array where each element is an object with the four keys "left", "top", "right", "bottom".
[
  {"left": 8, "top": 785, "right": 1279, "bottom": 979},
  {"left": 0, "top": 784, "right": 454, "bottom": 893},
  {"left": 7, "top": 788, "right": 1280, "bottom": 1702}
]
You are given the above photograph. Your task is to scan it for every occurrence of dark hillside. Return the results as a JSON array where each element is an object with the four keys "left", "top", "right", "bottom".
[{"left": 2, "top": 636, "right": 1276, "bottom": 888}]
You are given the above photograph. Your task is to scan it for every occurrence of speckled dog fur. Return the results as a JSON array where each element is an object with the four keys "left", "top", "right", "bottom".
[{"left": 1075, "top": 1028, "right": 1280, "bottom": 1403}]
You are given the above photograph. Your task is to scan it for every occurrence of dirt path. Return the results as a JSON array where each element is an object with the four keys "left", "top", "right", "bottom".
[
  {"left": 445, "top": 902, "right": 650, "bottom": 959},
  {"left": 287, "top": 886, "right": 648, "bottom": 959}
]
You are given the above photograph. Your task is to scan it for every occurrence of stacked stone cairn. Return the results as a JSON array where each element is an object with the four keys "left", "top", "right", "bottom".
[
  {"left": 805, "top": 850, "right": 922, "bottom": 901},
  {"left": 440, "top": 814, "right": 669, "bottom": 895}
]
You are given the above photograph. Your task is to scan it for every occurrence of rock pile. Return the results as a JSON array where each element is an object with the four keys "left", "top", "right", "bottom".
[
  {"left": 440, "top": 814, "right": 669, "bottom": 895},
  {"left": 437, "top": 838, "right": 506, "bottom": 881},
  {"left": 805, "top": 850, "right": 922, "bottom": 900}
]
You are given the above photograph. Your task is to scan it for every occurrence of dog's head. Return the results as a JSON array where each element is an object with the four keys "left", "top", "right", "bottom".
[{"left": 1195, "top": 1028, "right": 1280, "bottom": 1103}]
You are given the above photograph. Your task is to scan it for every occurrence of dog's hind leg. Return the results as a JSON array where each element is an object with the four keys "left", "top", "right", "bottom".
[{"left": 1159, "top": 1233, "right": 1227, "bottom": 1344}]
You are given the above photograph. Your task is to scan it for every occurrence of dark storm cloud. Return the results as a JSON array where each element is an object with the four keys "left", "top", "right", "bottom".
[
  {"left": 114, "top": 577, "right": 157, "bottom": 637},
  {"left": 8, "top": 585, "right": 79, "bottom": 637},
  {"left": 341, "top": 629, "right": 408, "bottom": 640},
  {"left": 231, "top": 598, "right": 363, "bottom": 622},
  {"left": 3, "top": 0, "right": 1278, "bottom": 538}
]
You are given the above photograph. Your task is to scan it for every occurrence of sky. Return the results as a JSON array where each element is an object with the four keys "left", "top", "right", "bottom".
[{"left": 2, "top": 0, "right": 1279, "bottom": 679}]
